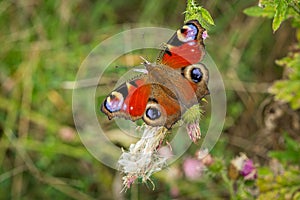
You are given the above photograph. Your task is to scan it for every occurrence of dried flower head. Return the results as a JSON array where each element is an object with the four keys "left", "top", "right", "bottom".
[
  {"left": 118, "top": 103, "right": 207, "bottom": 190},
  {"left": 186, "top": 121, "right": 201, "bottom": 143},
  {"left": 118, "top": 125, "right": 168, "bottom": 191},
  {"left": 183, "top": 104, "right": 204, "bottom": 143}
]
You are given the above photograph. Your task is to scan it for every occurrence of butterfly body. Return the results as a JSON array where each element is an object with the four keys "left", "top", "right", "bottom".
[{"left": 101, "top": 20, "right": 209, "bottom": 129}]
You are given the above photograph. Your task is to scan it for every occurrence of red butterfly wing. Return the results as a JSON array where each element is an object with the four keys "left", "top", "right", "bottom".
[
  {"left": 101, "top": 77, "right": 151, "bottom": 121},
  {"left": 157, "top": 20, "right": 206, "bottom": 69},
  {"left": 127, "top": 84, "right": 151, "bottom": 118}
]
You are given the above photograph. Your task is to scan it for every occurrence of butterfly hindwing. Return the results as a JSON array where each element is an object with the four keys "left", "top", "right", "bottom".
[{"left": 143, "top": 83, "right": 181, "bottom": 128}]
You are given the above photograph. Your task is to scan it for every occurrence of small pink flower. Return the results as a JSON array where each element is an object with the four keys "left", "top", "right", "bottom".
[
  {"left": 202, "top": 31, "right": 208, "bottom": 40},
  {"left": 170, "top": 186, "right": 180, "bottom": 198},
  {"left": 241, "top": 159, "right": 257, "bottom": 180},
  {"left": 183, "top": 157, "right": 204, "bottom": 180},
  {"left": 229, "top": 153, "right": 257, "bottom": 181},
  {"left": 58, "top": 126, "right": 76, "bottom": 142},
  {"left": 186, "top": 121, "right": 201, "bottom": 143},
  {"left": 196, "top": 149, "right": 214, "bottom": 166},
  {"left": 123, "top": 175, "right": 138, "bottom": 190}
]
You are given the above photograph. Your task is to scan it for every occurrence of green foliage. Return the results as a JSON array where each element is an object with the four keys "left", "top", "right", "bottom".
[
  {"left": 257, "top": 166, "right": 300, "bottom": 199},
  {"left": 245, "top": 1, "right": 300, "bottom": 198},
  {"left": 273, "top": 0, "right": 289, "bottom": 31},
  {"left": 269, "top": 134, "right": 300, "bottom": 165},
  {"left": 257, "top": 134, "right": 300, "bottom": 199},
  {"left": 207, "top": 157, "right": 257, "bottom": 200},
  {"left": 243, "top": 3, "right": 275, "bottom": 18},
  {"left": 244, "top": 0, "right": 300, "bottom": 32},
  {"left": 245, "top": 0, "right": 300, "bottom": 110},
  {"left": 184, "top": 0, "right": 215, "bottom": 29},
  {"left": 269, "top": 49, "right": 300, "bottom": 109}
]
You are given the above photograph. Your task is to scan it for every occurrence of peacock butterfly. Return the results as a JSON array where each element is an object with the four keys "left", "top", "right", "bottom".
[{"left": 101, "top": 20, "right": 209, "bottom": 129}]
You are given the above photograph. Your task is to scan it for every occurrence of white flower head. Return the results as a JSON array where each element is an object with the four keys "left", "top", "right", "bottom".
[{"left": 118, "top": 125, "right": 169, "bottom": 191}]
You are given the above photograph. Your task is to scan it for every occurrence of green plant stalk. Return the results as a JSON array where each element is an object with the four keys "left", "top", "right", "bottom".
[{"left": 221, "top": 172, "right": 237, "bottom": 200}]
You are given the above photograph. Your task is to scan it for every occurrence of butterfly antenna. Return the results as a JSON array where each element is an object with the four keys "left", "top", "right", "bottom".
[{"left": 140, "top": 56, "right": 151, "bottom": 65}]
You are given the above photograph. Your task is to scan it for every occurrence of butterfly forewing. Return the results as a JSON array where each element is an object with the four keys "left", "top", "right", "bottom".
[{"left": 157, "top": 20, "right": 206, "bottom": 69}]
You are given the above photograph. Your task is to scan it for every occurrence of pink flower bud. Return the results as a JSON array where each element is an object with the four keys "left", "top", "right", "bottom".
[{"left": 196, "top": 149, "right": 214, "bottom": 166}]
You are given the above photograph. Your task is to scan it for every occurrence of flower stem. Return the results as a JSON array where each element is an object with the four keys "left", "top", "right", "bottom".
[
  {"left": 131, "top": 183, "right": 139, "bottom": 200},
  {"left": 221, "top": 172, "right": 237, "bottom": 200}
]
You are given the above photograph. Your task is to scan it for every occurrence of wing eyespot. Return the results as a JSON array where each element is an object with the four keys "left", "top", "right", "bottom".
[
  {"left": 143, "top": 101, "right": 166, "bottom": 127},
  {"left": 103, "top": 91, "right": 124, "bottom": 113},
  {"left": 190, "top": 68, "right": 203, "bottom": 83},
  {"left": 146, "top": 107, "right": 161, "bottom": 120},
  {"left": 182, "top": 63, "right": 208, "bottom": 84}
]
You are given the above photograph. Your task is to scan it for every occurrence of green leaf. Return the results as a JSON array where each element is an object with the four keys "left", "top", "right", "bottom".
[
  {"left": 244, "top": 4, "right": 275, "bottom": 18},
  {"left": 243, "top": 6, "right": 263, "bottom": 16},
  {"left": 284, "top": 133, "right": 300, "bottom": 151},
  {"left": 270, "top": 51, "right": 300, "bottom": 109},
  {"left": 272, "top": 0, "right": 288, "bottom": 32},
  {"left": 184, "top": 0, "right": 214, "bottom": 30},
  {"left": 268, "top": 134, "right": 300, "bottom": 164},
  {"left": 208, "top": 158, "right": 224, "bottom": 174},
  {"left": 200, "top": 7, "right": 215, "bottom": 26}
]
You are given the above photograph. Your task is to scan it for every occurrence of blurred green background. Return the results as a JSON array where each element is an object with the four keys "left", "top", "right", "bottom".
[{"left": 0, "top": 0, "right": 298, "bottom": 199}]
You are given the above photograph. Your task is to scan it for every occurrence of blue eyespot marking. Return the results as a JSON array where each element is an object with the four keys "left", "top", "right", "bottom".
[
  {"left": 191, "top": 68, "right": 203, "bottom": 83},
  {"left": 146, "top": 107, "right": 161, "bottom": 120}
]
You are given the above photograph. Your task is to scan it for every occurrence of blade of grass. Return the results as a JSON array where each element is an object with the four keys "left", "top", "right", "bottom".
[{"left": 5, "top": 129, "right": 95, "bottom": 200}]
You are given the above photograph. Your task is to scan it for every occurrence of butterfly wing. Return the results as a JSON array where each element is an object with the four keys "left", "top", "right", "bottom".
[
  {"left": 142, "top": 83, "right": 181, "bottom": 128},
  {"left": 156, "top": 20, "right": 206, "bottom": 69},
  {"left": 101, "top": 20, "right": 209, "bottom": 129},
  {"left": 101, "top": 76, "right": 151, "bottom": 121},
  {"left": 155, "top": 20, "right": 209, "bottom": 105},
  {"left": 101, "top": 74, "right": 182, "bottom": 129},
  {"left": 141, "top": 63, "right": 209, "bottom": 128}
]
